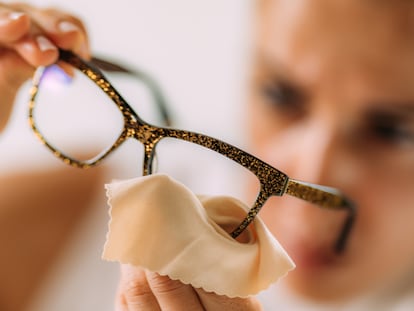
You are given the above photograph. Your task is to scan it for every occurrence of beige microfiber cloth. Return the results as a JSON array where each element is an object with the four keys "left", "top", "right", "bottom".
[{"left": 102, "top": 174, "right": 295, "bottom": 298}]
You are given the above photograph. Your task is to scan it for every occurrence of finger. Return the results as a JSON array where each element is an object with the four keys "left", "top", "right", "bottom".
[
  {"left": 29, "top": 8, "right": 90, "bottom": 58},
  {"left": 0, "top": 48, "right": 34, "bottom": 86},
  {"left": 118, "top": 265, "right": 161, "bottom": 311},
  {"left": 0, "top": 50, "right": 30, "bottom": 131},
  {"left": 145, "top": 270, "right": 204, "bottom": 311},
  {"left": 13, "top": 34, "right": 58, "bottom": 67},
  {"left": 0, "top": 3, "right": 59, "bottom": 67},
  {"left": 0, "top": 8, "right": 30, "bottom": 43},
  {"left": 5, "top": 3, "right": 90, "bottom": 65},
  {"left": 115, "top": 283, "right": 129, "bottom": 311},
  {"left": 196, "top": 288, "right": 263, "bottom": 311}
]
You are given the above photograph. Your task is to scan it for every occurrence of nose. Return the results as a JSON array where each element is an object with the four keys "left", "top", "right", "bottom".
[
  {"left": 274, "top": 115, "right": 355, "bottom": 188},
  {"left": 264, "top": 117, "right": 356, "bottom": 254}
]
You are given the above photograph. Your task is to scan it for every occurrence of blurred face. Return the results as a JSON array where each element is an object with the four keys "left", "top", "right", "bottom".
[{"left": 249, "top": 0, "right": 414, "bottom": 302}]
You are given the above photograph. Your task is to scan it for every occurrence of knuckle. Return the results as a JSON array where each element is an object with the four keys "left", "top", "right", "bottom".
[
  {"left": 197, "top": 289, "right": 263, "bottom": 311},
  {"left": 121, "top": 273, "right": 152, "bottom": 299},
  {"left": 146, "top": 271, "right": 185, "bottom": 294},
  {"left": 123, "top": 277, "right": 153, "bottom": 300}
]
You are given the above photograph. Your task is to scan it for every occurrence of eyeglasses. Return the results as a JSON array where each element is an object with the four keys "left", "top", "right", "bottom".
[{"left": 28, "top": 48, "right": 356, "bottom": 253}]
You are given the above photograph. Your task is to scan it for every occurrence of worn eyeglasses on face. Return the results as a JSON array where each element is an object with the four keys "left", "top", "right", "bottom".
[{"left": 28, "top": 49, "right": 356, "bottom": 253}]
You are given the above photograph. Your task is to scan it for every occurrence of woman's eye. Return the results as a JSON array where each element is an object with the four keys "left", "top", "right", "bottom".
[
  {"left": 259, "top": 82, "right": 305, "bottom": 114},
  {"left": 369, "top": 120, "right": 414, "bottom": 148}
]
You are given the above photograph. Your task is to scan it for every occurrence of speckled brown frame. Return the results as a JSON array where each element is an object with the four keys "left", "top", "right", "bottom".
[{"left": 29, "top": 49, "right": 356, "bottom": 253}]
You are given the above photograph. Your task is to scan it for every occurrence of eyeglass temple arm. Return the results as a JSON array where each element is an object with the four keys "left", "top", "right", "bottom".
[
  {"left": 285, "top": 179, "right": 356, "bottom": 253},
  {"left": 90, "top": 56, "right": 172, "bottom": 127}
]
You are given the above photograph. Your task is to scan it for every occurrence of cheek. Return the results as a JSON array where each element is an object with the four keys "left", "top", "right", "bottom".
[
  {"left": 346, "top": 184, "right": 414, "bottom": 301},
  {"left": 355, "top": 164, "right": 414, "bottom": 263},
  {"left": 357, "top": 180, "right": 414, "bottom": 280}
]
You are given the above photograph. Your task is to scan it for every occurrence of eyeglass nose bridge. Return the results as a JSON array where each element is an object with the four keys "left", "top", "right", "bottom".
[
  {"left": 124, "top": 120, "right": 164, "bottom": 176},
  {"left": 142, "top": 144, "right": 157, "bottom": 176}
]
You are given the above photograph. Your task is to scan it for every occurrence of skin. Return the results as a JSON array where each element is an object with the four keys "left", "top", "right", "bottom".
[
  {"left": 0, "top": 2, "right": 89, "bottom": 132},
  {"left": 249, "top": 0, "right": 414, "bottom": 303},
  {"left": 115, "top": 265, "right": 262, "bottom": 311}
]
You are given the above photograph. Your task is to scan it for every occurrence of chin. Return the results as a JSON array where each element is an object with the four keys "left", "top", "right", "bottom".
[{"left": 283, "top": 265, "right": 363, "bottom": 303}]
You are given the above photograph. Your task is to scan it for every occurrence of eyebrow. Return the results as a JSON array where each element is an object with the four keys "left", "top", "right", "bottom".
[
  {"left": 255, "top": 52, "right": 293, "bottom": 81},
  {"left": 254, "top": 49, "right": 315, "bottom": 94},
  {"left": 366, "top": 102, "right": 414, "bottom": 121}
]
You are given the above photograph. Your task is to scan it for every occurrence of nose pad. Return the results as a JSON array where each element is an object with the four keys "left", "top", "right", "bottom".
[
  {"left": 143, "top": 145, "right": 158, "bottom": 175},
  {"left": 151, "top": 151, "right": 159, "bottom": 174},
  {"left": 334, "top": 198, "right": 356, "bottom": 253}
]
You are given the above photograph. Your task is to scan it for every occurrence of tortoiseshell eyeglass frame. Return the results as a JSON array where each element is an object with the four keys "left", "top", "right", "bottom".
[{"left": 28, "top": 49, "right": 356, "bottom": 253}]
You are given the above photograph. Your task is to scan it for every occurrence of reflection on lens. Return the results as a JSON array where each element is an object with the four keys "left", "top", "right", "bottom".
[
  {"left": 33, "top": 64, "right": 124, "bottom": 162},
  {"left": 41, "top": 65, "right": 72, "bottom": 89},
  {"left": 154, "top": 137, "right": 261, "bottom": 219}
]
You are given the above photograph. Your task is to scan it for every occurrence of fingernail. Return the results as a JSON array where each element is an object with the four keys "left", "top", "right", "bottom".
[
  {"left": 58, "top": 21, "right": 80, "bottom": 33},
  {"left": 9, "top": 12, "right": 25, "bottom": 20},
  {"left": 36, "top": 36, "right": 57, "bottom": 52},
  {"left": 0, "top": 12, "right": 24, "bottom": 26}
]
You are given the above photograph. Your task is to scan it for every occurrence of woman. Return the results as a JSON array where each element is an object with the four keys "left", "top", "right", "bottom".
[{"left": 3, "top": 1, "right": 414, "bottom": 310}]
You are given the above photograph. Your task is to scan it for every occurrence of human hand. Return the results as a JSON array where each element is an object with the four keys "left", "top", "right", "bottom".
[
  {"left": 0, "top": 2, "right": 89, "bottom": 131},
  {"left": 116, "top": 265, "right": 263, "bottom": 311}
]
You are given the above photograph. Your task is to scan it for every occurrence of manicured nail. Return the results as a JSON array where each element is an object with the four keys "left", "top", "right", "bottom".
[
  {"left": 36, "top": 36, "right": 57, "bottom": 52},
  {"left": 9, "top": 12, "right": 25, "bottom": 20},
  {"left": 58, "top": 21, "right": 80, "bottom": 33},
  {"left": 0, "top": 11, "right": 24, "bottom": 26}
]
